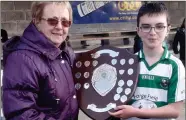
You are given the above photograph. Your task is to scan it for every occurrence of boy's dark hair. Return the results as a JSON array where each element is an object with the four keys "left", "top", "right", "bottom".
[{"left": 137, "top": 2, "right": 170, "bottom": 27}]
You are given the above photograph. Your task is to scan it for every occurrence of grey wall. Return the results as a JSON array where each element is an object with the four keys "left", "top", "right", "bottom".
[{"left": 1, "top": 1, "right": 185, "bottom": 37}]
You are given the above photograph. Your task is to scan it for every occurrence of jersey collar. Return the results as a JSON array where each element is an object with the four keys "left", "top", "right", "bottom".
[{"left": 138, "top": 46, "right": 171, "bottom": 60}]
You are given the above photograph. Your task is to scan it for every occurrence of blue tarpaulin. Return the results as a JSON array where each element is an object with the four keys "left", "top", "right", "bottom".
[{"left": 70, "top": 1, "right": 142, "bottom": 24}]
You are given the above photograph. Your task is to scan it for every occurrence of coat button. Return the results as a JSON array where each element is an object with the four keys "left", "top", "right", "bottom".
[
  {"left": 73, "top": 95, "right": 76, "bottom": 99},
  {"left": 55, "top": 78, "right": 57, "bottom": 82},
  {"left": 61, "top": 60, "right": 65, "bottom": 64},
  {"left": 55, "top": 98, "right": 60, "bottom": 104}
]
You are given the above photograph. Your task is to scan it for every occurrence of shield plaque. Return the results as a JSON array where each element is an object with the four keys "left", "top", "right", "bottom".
[{"left": 73, "top": 46, "right": 139, "bottom": 120}]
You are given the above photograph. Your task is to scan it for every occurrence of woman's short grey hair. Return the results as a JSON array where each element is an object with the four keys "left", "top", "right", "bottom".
[{"left": 31, "top": 1, "right": 73, "bottom": 22}]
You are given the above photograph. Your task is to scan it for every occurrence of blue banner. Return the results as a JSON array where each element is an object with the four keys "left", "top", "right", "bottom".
[{"left": 70, "top": 1, "right": 142, "bottom": 24}]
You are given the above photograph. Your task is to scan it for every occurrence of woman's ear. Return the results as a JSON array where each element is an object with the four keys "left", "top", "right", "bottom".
[
  {"left": 32, "top": 18, "right": 41, "bottom": 31},
  {"left": 32, "top": 18, "right": 36, "bottom": 24},
  {"left": 33, "top": 18, "right": 40, "bottom": 25}
]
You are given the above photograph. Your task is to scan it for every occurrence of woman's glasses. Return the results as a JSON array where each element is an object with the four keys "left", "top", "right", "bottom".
[{"left": 41, "top": 18, "right": 71, "bottom": 27}]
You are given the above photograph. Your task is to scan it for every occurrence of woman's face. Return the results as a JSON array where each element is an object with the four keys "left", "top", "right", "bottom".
[{"left": 36, "top": 3, "right": 71, "bottom": 47}]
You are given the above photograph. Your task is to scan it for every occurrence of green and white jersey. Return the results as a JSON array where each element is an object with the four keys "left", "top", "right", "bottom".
[{"left": 126, "top": 48, "right": 185, "bottom": 120}]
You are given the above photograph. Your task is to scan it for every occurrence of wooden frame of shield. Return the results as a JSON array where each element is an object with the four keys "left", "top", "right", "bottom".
[{"left": 73, "top": 46, "right": 139, "bottom": 120}]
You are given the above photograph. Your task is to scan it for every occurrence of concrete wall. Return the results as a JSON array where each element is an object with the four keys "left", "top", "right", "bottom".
[
  {"left": 1, "top": 1, "right": 32, "bottom": 37},
  {"left": 1, "top": 1, "right": 185, "bottom": 37}
]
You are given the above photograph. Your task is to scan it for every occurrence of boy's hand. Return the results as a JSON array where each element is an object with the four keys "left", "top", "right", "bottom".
[{"left": 108, "top": 105, "right": 139, "bottom": 119}]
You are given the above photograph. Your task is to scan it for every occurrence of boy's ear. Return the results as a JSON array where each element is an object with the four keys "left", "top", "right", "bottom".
[
  {"left": 166, "top": 25, "right": 171, "bottom": 36},
  {"left": 136, "top": 27, "right": 139, "bottom": 33},
  {"left": 136, "top": 27, "right": 140, "bottom": 36},
  {"left": 168, "top": 25, "right": 171, "bottom": 32}
]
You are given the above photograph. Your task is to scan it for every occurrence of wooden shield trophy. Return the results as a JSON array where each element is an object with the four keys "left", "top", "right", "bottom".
[{"left": 73, "top": 46, "right": 139, "bottom": 120}]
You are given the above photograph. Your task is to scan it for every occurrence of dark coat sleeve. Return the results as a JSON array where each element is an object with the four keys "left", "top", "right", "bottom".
[
  {"left": 172, "top": 29, "right": 180, "bottom": 54},
  {"left": 2, "top": 51, "right": 55, "bottom": 120}
]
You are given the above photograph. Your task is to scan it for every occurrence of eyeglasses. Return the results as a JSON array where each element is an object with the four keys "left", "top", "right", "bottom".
[
  {"left": 140, "top": 25, "right": 167, "bottom": 33},
  {"left": 41, "top": 18, "right": 71, "bottom": 27}
]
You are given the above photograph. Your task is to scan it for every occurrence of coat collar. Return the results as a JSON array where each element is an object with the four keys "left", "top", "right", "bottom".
[{"left": 21, "top": 22, "right": 68, "bottom": 60}]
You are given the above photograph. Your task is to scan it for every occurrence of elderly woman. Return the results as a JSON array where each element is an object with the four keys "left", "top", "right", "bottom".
[{"left": 2, "top": 2, "right": 78, "bottom": 120}]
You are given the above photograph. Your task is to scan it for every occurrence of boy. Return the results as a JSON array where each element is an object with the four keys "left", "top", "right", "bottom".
[{"left": 109, "top": 2, "right": 185, "bottom": 120}]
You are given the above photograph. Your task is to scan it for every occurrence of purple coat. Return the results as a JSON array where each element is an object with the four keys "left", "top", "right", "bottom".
[{"left": 2, "top": 22, "right": 79, "bottom": 120}]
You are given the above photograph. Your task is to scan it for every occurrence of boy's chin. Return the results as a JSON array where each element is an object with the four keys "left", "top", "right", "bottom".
[{"left": 145, "top": 43, "right": 159, "bottom": 49}]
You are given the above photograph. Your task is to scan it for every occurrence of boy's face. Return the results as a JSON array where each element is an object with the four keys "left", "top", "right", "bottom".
[{"left": 137, "top": 14, "right": 170, "bottom": 49}]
